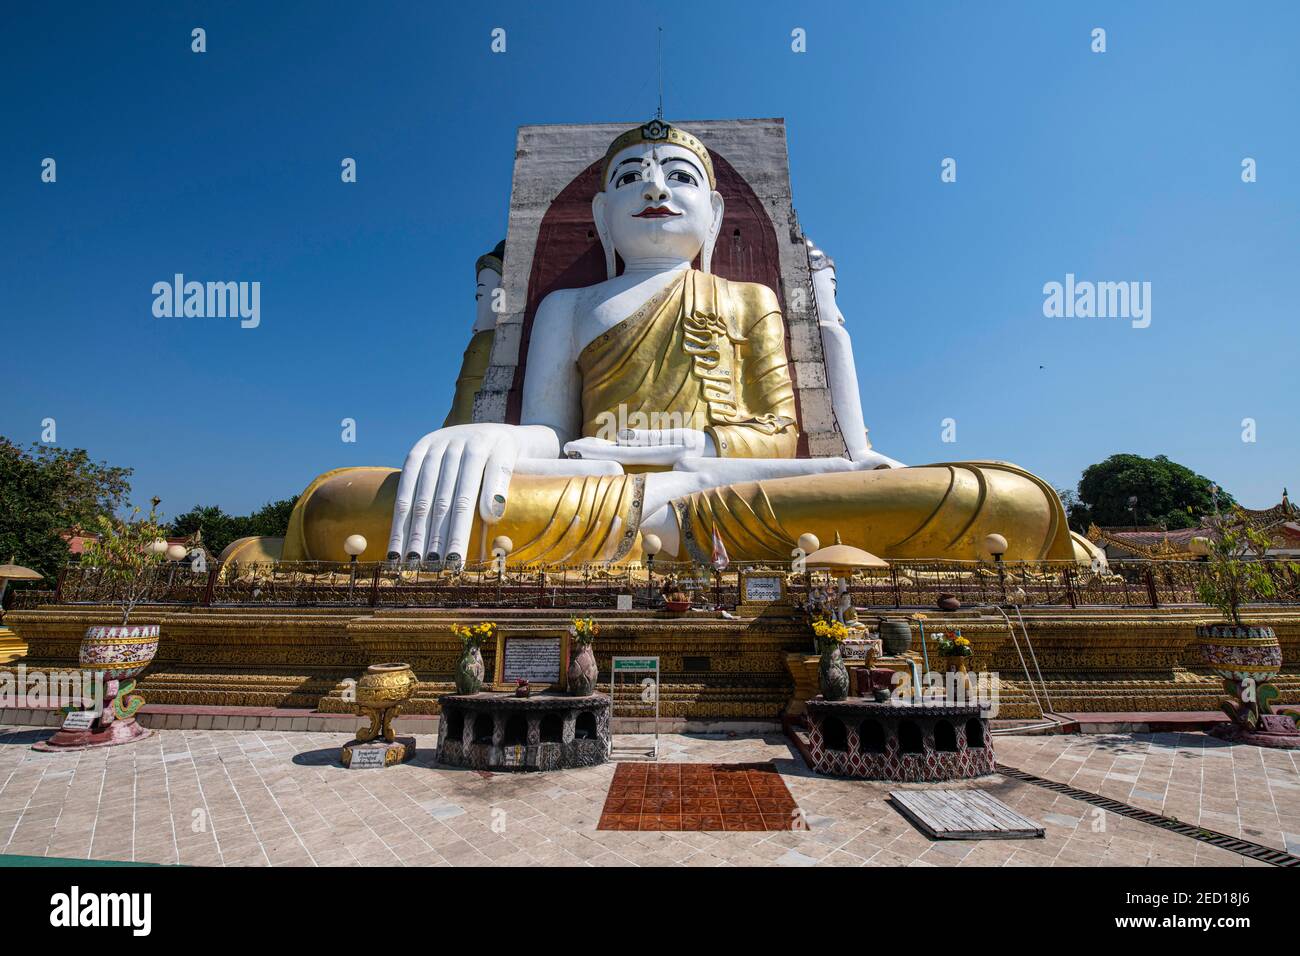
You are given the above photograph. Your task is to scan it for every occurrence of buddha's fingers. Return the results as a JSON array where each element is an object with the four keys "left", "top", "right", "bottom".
[
  {"left": 577, "top": 442, "right": 690, "bottom": 466},
  {"left": 444, "top": 439, "right": 492, "bottom": 565},
  {"left": 562, "top": 437, "right": 617, "bottom": 459},
  {"left": 844, "top": 449, "right": 906, "bottom": 469},
  {"left": 388, "top": 434, "right": 437, "bottom": 558},
  {"left": 422, "top": 439, "right": 465, "bottom": 561},
  {"left": 513, "top": 459, "right": 623, "bottom": 476},
  {"left": 405, "top": 438, "right": 455, "bottom": 560},
  {"left": 617, "top": 428, "right": 710, "bottom": 455},
  {"left": 479, "top": 436, "right": 518, "bottom": 524}
]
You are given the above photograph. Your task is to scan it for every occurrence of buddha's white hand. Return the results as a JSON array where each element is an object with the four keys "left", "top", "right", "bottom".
[
  {"left": 857, "top": 449, "right": 904, "bottom": 469},
  {"left": 563, "top": 427, "right": 714, "bottom": 467},
  {"left": 387, "top": 423, "right": 559, "bottom": 564}
]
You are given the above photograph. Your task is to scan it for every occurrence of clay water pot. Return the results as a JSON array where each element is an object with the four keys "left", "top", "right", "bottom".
[{"left": 879, "top": 618, "right": 913, "bottom": 656}]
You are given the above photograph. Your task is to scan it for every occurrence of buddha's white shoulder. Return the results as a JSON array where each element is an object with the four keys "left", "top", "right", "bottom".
[
  {"left": 532, "top": 286, "right": 581, "bottom": 332},
  {"left": 535, "top": 285, "right": 580, "bottom": 314}
]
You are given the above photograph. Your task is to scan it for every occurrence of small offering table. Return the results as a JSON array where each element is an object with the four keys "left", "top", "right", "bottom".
[
  {"left": 435, "top": 691, "right": 611, "bottom": 771},
  {"left": 804, "top": 699, "right": 994, "bottom": 782}
]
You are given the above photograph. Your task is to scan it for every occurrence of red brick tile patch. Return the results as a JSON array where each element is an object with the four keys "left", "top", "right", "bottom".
[{"left": 597, "top": 762, "right": 799, "bottom": 831}]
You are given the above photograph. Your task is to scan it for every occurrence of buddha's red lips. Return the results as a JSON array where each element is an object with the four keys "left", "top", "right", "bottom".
[{"left": 634, "top": 206, "right": 681, "bottom": 218}]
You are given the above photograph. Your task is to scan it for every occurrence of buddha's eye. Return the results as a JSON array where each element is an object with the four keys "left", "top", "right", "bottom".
[
  {"left": 667, "top": 170, "right": 697, "bottom": 186},
  {"left": 615, "top": 171, "right": 641, "bottom": 188}
]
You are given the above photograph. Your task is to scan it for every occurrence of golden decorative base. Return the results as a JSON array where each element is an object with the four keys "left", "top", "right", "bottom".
[
  {"left": 4, "top": 604, "right": 1300, "bottom": 721},
  {"left": 340, "top": 736, "right": 416, "bottom": 768},
  {"left": 0, "top": 626, "right": 26, "bottom": 664}
]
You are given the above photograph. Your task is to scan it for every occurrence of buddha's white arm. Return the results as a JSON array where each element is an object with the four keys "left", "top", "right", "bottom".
[
  {"left": 520, "top": 289, "right": 582, "bottom": 445},
  {"left": 819, "top": 320, "right": 874, "bottom": 462},
  {"left": 812, "top": 268, "right": 904, "bottom": 469}
]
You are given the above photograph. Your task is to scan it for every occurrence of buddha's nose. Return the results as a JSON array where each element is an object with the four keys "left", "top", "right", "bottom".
[{"left": 642, "top": 166, "right": 669, "bottom": 203}]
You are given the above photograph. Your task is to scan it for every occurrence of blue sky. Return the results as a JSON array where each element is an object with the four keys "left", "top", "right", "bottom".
[{"left": 2, "top": 0, "right": 1296, "bottom": 518}]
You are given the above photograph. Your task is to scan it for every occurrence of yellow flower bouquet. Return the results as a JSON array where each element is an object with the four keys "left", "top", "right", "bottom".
[
  {"left": 450, "top": 621, "right": 497, "bottom": 648},
  {"left": 934, "top": 631, "right": 973, "bottom": 658},
  {"left": 570, "top": 617, "right": 599, "bottom": 646},
  {"left": 812, "top": 618, "right": 850, "bottom": 644}
]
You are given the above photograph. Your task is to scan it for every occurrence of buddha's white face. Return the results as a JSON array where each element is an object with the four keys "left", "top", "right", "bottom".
[
  {"left": 595, "top": 142, "right": 723, "bottom": 266},
  {"left": 474, "top": 267, "right": 502, "bottom": 331},
  {"left": 811, "top": 266, "right": 844, "bottom": 325}
]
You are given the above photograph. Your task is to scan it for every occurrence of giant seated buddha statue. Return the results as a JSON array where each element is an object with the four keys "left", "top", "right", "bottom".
[{"left": 224, "top": 121, "right": 1099, "bottom": 568}]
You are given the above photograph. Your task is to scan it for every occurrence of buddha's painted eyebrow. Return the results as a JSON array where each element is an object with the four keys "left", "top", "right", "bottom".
[
  {"left": 660, "top": 155, "right": 705, "bottom": 179},
  {"left": 608, "top": 154, "right": 706, "bottom": 182}
]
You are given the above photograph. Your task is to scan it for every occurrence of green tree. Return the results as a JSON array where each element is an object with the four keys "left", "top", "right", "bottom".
[
  {"left": 1195, "top": 506, "right": 1284, "bottom": 626},
  {"left": 1067, "top": 454, "right": 1234, "bottom": 532},
  {"left": 0, "top": 436, "right": 133, "bottom": 581},
  {"left": 246, "top": 498, "right": 297, "bottom": 538},
  {"left": 80, "top": 498, "right": 170, "bottom": 625},
  {"left": 1056, "top": 487, "right": 1089, "bottom": 530},
  {"left": 169, "top": 505, "right": 242, "bottom": 556},
  {"left": 169, "top": 497, "right": 297, "bottom": 557}
]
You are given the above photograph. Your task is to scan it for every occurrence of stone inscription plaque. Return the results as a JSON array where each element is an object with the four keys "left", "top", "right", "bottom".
[
  {"left": 742, "top": 574, "right": 784, "bottom": 603},
  {"left": 61, "top": 711, "right": 96, "bottom": 731},
  {"left": 348, "top": 747, "right": 386, "bottom": 769},
  {"left": 501, "top": 636, "right": 563, "bottom": 684}
]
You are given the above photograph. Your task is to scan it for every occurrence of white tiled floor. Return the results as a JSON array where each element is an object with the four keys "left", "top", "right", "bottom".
[{"left": 0, "top": 726, "right": 1289, "bottom": 866}]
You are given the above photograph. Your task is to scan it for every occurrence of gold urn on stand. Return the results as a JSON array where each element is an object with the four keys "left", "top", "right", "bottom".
[{"left": 341, "top": 663, "right": 418, "bottom": 769}]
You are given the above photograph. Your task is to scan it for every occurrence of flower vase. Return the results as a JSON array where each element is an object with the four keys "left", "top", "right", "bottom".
[
  {"left": 568, "top": 642, "right": 598, "bottom": 697},
  {"left": 944, "top": 656, "right": 974, "bottom": 699},
  {"left": 818, "top": 641, "right": 850, "bottom": 701},
  {"left": 455, "top": 644, "right": 485, "bottom": 695}
]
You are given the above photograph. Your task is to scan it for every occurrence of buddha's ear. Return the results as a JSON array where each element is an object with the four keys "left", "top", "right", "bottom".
[
  {"left": 591, "top": 191, "right": 617, "bottom": 280},
  {"left": 700, "top": 190, "right": 725, "bottom": 275}
]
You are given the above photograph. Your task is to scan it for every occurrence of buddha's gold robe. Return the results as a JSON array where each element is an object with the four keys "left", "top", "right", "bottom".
[
  {"left": 579, "top": 269, "right": 797, "bottom": 459},
  {"left": 442, "top": 328, "right": 495, "bottom": 428},
  {"left": 224, "top": 270, "right": 1087, "bottom": 566}
]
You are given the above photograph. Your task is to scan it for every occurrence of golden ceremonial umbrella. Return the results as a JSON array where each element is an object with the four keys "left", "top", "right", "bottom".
[
  {"left": 0, "top": 558, "right": 44, "bottom": 608},
  {"left": 804, "top": 533, "right": 889, "bottom": 577},
  {"left": 0, "top": 558, "right": 43, "bottom": 584}
]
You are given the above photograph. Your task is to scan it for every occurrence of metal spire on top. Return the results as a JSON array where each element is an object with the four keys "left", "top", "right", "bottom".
[{"left": 656, "top": 27, "right": 664, "bottom": 120}]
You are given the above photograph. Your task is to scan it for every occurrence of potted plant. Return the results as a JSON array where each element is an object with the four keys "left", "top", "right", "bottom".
[
  {"left": 934, "top": 631, "right": 973, "bottom": 663},
  {"left": 933, "top": 629, "right": 974, "bottom": 696},
  {"left": 1193, "top": 508, "right": 1296, "bottom": 731},
  {"left": 449, "top": 621, "right": 495, "bottom": 694},
  {"left": 567, "top": 616, "right": 599, "bottom": 696},
  {"left": 41, "top": 498, "right": 168, "bottom": 750},
  {"left": 513, "top": 677, "right": 530, "bottom": 699},
  {"left": 812, "top": 616, "right": 850, "bottom": 701}
]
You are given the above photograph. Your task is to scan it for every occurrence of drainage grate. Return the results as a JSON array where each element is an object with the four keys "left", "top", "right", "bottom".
[{"left": 996, "top": 763, "right": 1300, "bottom": 867}]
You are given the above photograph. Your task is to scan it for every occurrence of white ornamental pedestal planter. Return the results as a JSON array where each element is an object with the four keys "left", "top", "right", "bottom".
[{"left": 33, "top": 624, "right": 159, "bottom": 752}]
